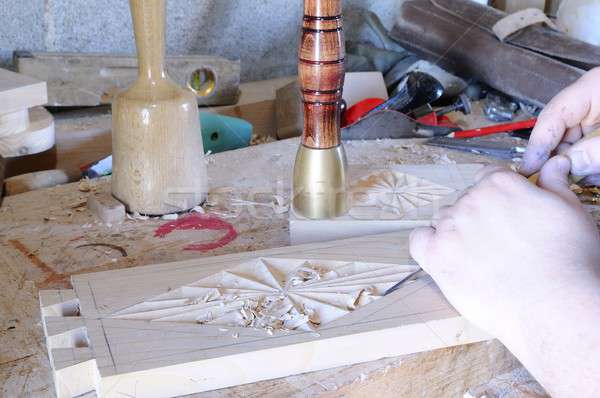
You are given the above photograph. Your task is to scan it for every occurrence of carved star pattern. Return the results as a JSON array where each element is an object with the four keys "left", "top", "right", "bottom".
[
  {"left": 350, "top": 170, "right": 456, "bottom": 219},
  {"left": 112, "top": 258, "right": 419, "bottom": 332}
]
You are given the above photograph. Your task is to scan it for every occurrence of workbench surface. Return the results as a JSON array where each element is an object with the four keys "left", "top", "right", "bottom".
[{"left": 0, "top": 118, "right": 552, "bottom": 397}]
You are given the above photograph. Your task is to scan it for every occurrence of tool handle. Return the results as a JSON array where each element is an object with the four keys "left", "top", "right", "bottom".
[
  {"left": 454, "top": 118, "right": 537, "bottom": 139},
  {"left": 130, "top": 0, "right": 167, "bottom": 80},
  {"left": 299, "top": 0, "right": 345, "bottom": 149}
]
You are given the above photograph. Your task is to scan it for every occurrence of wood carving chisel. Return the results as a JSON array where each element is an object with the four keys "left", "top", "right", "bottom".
[
  {"left": 426, "top": 137, "right": 526, "bottom": 160},
  {"left": 292, "top": 0, "right": 348, "bottom": 220},
  {"left": 384, "top": 269, "right": 423, "bottom": 296}
]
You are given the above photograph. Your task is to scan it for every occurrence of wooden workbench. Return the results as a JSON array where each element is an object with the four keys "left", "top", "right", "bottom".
[
  {"left": 0, "top": 135, "right": 551, "bottom": 397},
  {"left": 0, "top": 74, "right": 553, "bottom": 396}
]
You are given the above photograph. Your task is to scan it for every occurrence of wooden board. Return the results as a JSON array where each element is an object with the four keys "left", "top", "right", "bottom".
[
  {"left": 40, "top": 231, "right": 489, "bottom": 398},
  {"left": 1, "top": 97, "right": 539, "bottom": 397},
  {"left": 0, "top": 68, "right": 47, "bottom": 114},
  {"left": 290, "top": 163, "right": 483, "bottom": 245},
  {"left": 0, "top": 69, "right": 55, "bottom": 158},
  {"left": 0, "top": 106, "right": 55, "bottom": 158},
  {"left": 16, "top": 52, "right": 240, "bottom": 107}
]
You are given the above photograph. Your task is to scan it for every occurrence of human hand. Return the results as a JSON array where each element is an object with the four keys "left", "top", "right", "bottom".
[
  {"left": 520, "top": 68, "right": 600, "bottom": 182},
  {"left": 410, "top": 156, "right": 600, "bottom": 340}
]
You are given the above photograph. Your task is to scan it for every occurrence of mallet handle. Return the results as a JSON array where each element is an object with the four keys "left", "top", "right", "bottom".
[{"left": 299, "top": 0, "right": 345, "bottom": 149}]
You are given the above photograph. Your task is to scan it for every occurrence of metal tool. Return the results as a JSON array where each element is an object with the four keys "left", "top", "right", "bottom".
[
  {"left": 365, "top": 71, "right": 444, "bottom": 119},
  {"left": 484, "top": 91, "right": 520, "bottom": 122},
  {"left": 384, "top": 269, "right": 423, "bottom": 296},
  {"left": 292, "top": 0, "right": 348, "bottom": 220},
  {"left": 342, "top": 110, "right": 459, "bottom": 140},
  {"left": 426, "top": 137, "right": 526, "bottom": 160},
  {"left": 436, "top": 94, "right": 472, "bottom": 117}
]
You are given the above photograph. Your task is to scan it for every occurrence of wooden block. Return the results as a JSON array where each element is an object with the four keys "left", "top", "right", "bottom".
[
  {"left": 39, "top": 231, "right": 489, "bottom": 398},
  {"left": 0, "top": 106, "right": 55, "bottom": 157},
  {"left": 16, "top": 51, "right": 240, "bottom": 107},
  {"left": 87, "top": 193, "right": 126, "bottom": 224},
  {"left": 0, "top": 68, "right": 55, "bottom": 158},
  {"left": 4, "top": 169, "right": 69, "bottom": 196},
  {"left": 0, "top": 68, "right": 47, "bottom": 114},
  {"left": 290, "top": 164, "right": 483, "bottom": 245}
]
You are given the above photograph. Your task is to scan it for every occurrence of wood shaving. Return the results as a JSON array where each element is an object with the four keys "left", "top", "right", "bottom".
[
  {"left": 78, "top": 178, "right": 97, "bottom": 192},
  {"left": 126, "top": 212, "right": 150, "bottom": 221},
  {"left": 230, "top": 195, "right": 289, "bottom": 215}
]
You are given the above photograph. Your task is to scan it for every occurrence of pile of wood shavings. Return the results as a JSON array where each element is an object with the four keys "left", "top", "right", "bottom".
[{"left": 194, "top": 264, "right": 378, "bottom": 334}]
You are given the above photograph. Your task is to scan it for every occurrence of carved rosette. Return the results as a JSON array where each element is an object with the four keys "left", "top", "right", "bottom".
[
  {"left": 350, "top": 170, "right": 456, "bottom": 219},
  {"left": 112, "top": 258, "right": 418, "bottom": 332}
]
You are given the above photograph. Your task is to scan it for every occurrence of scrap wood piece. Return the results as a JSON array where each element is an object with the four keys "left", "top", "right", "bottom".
[
  {"left": 4, "top": 169, "right": 69, "bottom": 196},
  {"left": 39, "top": 230, "right": 490, "bottom": 398},
  {"left": 0, "top": 68, "right": 55, "bottom": 158},
  {"left": 0, "top": 68, "right": 47, "bottom": 114},
  {"left": 87, "top": 192, "right": 125, "bottom": 224}
]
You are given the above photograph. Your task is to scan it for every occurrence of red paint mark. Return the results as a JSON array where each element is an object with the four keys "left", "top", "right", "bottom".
[{"left": 154, "top": 214, "right": 238, "bottom": 252}]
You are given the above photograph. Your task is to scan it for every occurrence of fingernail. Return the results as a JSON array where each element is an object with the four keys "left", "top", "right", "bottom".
[{"left": 569, "top": 150, "right": 591, "bottom": 174}]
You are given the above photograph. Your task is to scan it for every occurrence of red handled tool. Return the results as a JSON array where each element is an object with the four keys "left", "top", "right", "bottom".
[{"left": 451, "top": 118, "right": 537, "bottom": 139}]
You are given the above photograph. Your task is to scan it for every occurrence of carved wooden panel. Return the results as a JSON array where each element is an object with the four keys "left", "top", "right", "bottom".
[
  {"left": 40, "top": 231, "right": 489, "bottom": 398},
  {"left": 290, "top": 163, "right": 484, "bottom": 244}
]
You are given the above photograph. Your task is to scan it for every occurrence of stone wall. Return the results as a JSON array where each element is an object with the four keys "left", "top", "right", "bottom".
[{"left": 0, "top": 0, "right": 403, "bottom": 81}]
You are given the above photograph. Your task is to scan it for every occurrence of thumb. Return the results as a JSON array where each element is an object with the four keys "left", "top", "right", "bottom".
[
  {"left": 538, "top": 155, "right": 578, "bottom": 204},
  {"left": 566, "top": 136, "right": 600, "bottom": 176},
  {"left": 409, "top": 227, "right": 435, "bottom": 268}
]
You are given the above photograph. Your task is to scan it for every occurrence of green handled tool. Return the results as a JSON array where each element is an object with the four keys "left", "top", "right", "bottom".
[{"left": 200, "top": 112, "right": 253, "bottom": 154}]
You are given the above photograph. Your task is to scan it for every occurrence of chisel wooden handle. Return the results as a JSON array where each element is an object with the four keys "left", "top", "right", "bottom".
[{"left": 299, "top": 0, "right": 345, "bottom": 149}]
